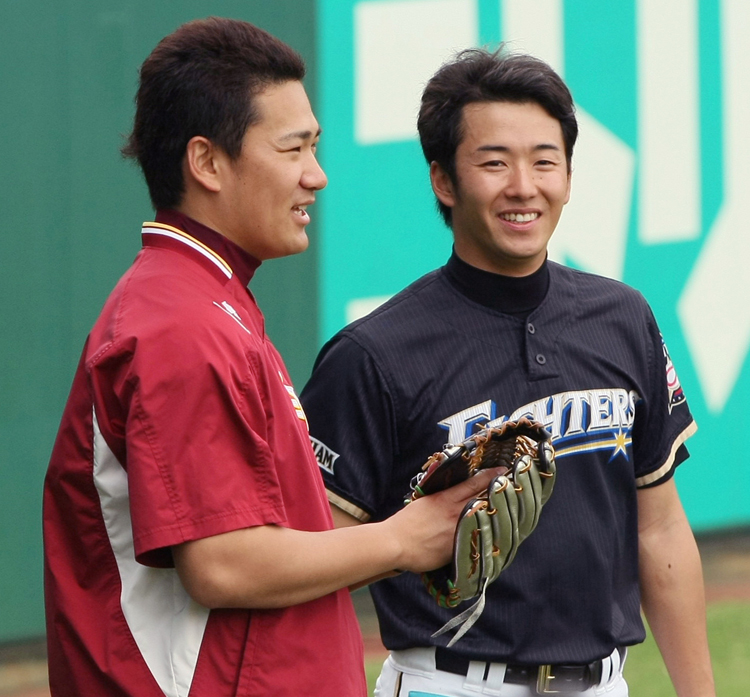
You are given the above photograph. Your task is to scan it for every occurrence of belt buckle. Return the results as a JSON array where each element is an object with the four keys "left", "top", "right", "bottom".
[{"left": 536, "top": 664, "right": 560, "bottom": 694}]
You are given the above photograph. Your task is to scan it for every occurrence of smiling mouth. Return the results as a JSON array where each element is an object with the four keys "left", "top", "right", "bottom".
[
  {"left": 500, "top": 212, "right": 540, "bottom": 223},
  {"left": 292, "top": 205, "right": 311, "bottom": 223}
]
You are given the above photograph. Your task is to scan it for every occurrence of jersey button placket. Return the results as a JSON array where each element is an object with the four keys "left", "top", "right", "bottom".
[{"left": 526, "top": 321, "right": 548, "bottom": 374}]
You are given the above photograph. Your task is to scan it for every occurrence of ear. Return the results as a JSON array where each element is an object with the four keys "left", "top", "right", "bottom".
[
  {"left": 564, "top": 168, "right": 572, "bottom": 205},
  {"left": 430, "top": 161, "right": 456, "bottom": 209},
  {"left": 184, "top": 136, "right": 224, "bottom": 194}
]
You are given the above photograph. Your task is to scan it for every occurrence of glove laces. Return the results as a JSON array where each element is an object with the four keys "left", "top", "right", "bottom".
[{"left": 431, "top": 577, "right": 490, "bottom": 647}]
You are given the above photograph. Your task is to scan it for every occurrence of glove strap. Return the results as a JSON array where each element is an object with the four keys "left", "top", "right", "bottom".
[{"left": 431, "top": 577, "right": 489, "bottom": 648}]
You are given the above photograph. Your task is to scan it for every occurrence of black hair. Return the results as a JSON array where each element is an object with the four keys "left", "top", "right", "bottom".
[
  {"left": 417, "top": 48, "right": 577, "bottom": 226},
  {"left": 122, "top": 17, "right": 305, "bottom": 209}
]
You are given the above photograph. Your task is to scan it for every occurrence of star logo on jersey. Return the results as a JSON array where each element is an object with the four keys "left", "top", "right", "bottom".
[
  {"left": 608, "top": 429, "right": 632, "bottom": 462},
  {"left": 552, "top": 428, "right": 633, "bottom": 463}
]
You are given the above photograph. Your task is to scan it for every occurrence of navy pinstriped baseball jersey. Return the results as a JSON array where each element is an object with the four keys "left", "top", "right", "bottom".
[{"left": 301, "top": 253, "right": 695, "bottom": 666}]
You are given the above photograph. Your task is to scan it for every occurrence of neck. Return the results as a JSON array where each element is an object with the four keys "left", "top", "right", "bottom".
[
  {"left": 444, "top": 251, "right": 549, "bottom": 317},
  {"left": 174, "top": 197, "right": 227, "bottom": 240}
]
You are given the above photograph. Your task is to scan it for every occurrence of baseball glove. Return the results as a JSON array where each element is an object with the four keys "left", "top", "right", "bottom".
[{"left": 407, "top": 417, "right": 556, "bottom": 645}]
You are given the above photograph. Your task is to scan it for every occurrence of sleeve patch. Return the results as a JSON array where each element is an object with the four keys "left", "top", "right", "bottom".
[
  {"left": 662, "top": 335, "right": 687, "bottom": 413},
  {"left": 310, "top": 436, "right": 340, "bottom": 474}
]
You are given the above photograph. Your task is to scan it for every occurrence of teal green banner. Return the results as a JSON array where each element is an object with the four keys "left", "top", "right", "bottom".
[{"left": 317, "top": 0, "right": 750, "bottom": 530}]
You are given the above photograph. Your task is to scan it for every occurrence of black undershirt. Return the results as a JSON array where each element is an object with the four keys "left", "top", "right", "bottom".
[{"left": 444, "top": 251, "right": 549, "bottom": 318}]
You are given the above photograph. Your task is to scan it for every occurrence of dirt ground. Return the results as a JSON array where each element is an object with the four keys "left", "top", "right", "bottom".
[{"left": 2, "top": 529, "right": 749, "bottom": 697}]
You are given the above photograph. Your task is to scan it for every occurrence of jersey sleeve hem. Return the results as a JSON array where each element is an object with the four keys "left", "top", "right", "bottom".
[
  {"left": 135, "top": 506, "right": 287, "bottom": 566},
  {"left": 327, "top": 489, "right": 371, "bottom": 523},
  {"left": 635, "top": 420, "right": 697, "bottom": 488}
]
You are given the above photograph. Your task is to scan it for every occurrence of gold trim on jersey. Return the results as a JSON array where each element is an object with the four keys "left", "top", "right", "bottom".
[
  {"left": 635, "top": 420, "right": 698, "bottom": 488},
  {"left": 142, "top": 222, "right": 234, "bottom": 278},
  {"left": 327, "top": 489, "right": 371, "bottom": 523}
]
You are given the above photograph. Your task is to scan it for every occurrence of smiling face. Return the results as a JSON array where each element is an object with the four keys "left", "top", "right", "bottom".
[
  {"left": 431, "top": 100, "right": 571, "bottom": 277},
  {"left": 217, "top": 80, "right": 327, "bottom": 260}
]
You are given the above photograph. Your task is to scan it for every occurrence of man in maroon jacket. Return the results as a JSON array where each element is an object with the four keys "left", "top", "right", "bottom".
[{"left": 43, "top": 17, "right": 498, "bottom": 697}]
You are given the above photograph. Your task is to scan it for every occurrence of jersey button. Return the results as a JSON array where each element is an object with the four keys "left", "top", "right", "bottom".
[
  {"left": 535, "top": 353, "right": 547, "bottom": 365},
  {"left": 527, "top": 323, "right": 536, "bottom": 334}
]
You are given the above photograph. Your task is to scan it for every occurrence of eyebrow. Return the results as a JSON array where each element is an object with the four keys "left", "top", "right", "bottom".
[
  {"left": 476, "top": 143, "right": 562, "bottom": 154},
  {"left": 278, "top": 128, "right": 322, "bottom": 143}
]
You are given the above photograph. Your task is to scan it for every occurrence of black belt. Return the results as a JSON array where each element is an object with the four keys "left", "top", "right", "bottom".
[{"left": 434, "top": 647, "right": 605, "bottom": 694}]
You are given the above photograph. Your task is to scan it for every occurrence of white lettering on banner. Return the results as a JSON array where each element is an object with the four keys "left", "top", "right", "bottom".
[
  {"left": 637, "top": 0, "right": 701, "bottom": 243},
  {"left": 354, "top": 0, "right": 476, "bottom": 143},
  {"left": 502, "top": 0, "right": 564, "bottom": 73},
  {"left": 678, "top": 0, "right": 750, "bottom": 413}
]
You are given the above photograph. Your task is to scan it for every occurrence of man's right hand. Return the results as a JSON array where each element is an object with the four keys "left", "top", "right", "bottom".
[{"left": 380, "top": 466, "right": 504, "bottom": 574}]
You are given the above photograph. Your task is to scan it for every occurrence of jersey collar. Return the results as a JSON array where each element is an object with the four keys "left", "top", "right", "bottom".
[
  {"left": 444, "top": 249, "right": 550, "bottom": 317},
  {"left": 141, "top": 210, "right": 261, "bottom": 287}
]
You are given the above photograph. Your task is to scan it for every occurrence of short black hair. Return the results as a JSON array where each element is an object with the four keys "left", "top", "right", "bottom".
[
  {"left": 122, "top": 17, "right": 306, "bottom": 210},
  {"left": 417, "top": 48, "right": 578, "bottom": 226}
]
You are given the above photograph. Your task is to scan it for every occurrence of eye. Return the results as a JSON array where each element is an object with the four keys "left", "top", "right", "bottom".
[{"left": 535, "top": 158, "right": 563, "bottom": 169}]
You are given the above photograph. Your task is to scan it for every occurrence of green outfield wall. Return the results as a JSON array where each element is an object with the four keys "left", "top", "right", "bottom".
[
  {"left": 1, "top": 0, "right": 749, "bottom": 647},
  {"left": 0, "top": 0, "right": 318, "bottom": 644}
]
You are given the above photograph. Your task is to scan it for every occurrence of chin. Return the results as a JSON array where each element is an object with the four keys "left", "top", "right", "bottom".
[
  {"left": 292, "top": 233, "right": 310, "bottom": 254},
  {"left": 268, "top": 235, "right": 310, "bottom": 260}
]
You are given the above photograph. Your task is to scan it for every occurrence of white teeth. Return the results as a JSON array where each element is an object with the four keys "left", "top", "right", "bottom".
[{"left": 501, "top": 212, "right": 539, "bottom": 222}]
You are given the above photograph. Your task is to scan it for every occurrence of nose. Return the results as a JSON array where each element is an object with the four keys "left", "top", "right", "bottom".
[
  {"left": 505, "top": 164, "right": 537, "bottom": 200},
  {"left": 302, "top": 152, "right": 328, "bottom": 191}
]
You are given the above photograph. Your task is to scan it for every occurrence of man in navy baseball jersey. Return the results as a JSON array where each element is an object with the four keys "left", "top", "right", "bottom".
[
  {"left": 42, "top": 20, "right": 502, "bottom": 697},
  {"left": 301, "top": 49, "right": 715, "bottom": 696}
]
